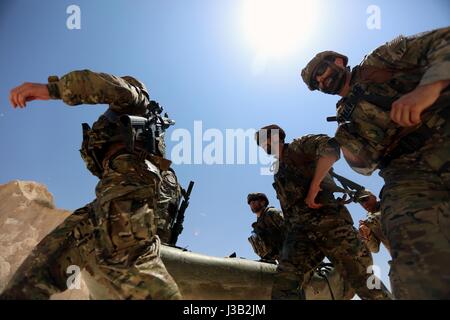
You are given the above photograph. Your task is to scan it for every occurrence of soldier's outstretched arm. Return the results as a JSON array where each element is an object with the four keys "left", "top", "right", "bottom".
[
  {"left": 9, "top": 70, "right": 149, "bottom": 111},
  {"left": 305, "top": 154, "right": 339, "bottom": 209}
]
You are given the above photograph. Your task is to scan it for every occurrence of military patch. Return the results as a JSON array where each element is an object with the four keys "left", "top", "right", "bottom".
[{"left": 162, "top": 170, "right": 177, "bottom": 187}]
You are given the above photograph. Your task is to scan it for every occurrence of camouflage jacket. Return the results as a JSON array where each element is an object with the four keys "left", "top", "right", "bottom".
[
  {"left": 272, "top": 134, "right": 341, "bottom": 217},
  {"left": 362, "top": 210, "right": 391, "bottom": 254},
  {"left": 334, "top": 26, "right": 450, "bottom": 175},
  {"left": 47, "top": 70, "right": 149, "bottom": 113},
  {"left": 248, "top": 206, "right": 285, "bottom": 261}
]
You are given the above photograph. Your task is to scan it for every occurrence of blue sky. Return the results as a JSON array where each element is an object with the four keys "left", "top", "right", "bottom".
[{"left": 1, "top": 0, "right": 449, "bottom": 292}]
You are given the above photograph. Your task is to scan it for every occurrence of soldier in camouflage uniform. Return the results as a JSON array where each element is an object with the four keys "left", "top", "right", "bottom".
[
  {"left": 246, "top": 192, "right": 324, "bottom": 296},
  {"left": 255, "top": 125, "right": 391, "bottom": 300},
  {"left": 357, "top": 191, "right": 391, "bottom": 254},
  {"left": 301, "top": 26, "right": 450, "bottom": 299},
  {"left": 246, "top": 192, "right": 285, "bottom": 262},
  {"left": 2, "top": 70, "right": 182, "bottom": 299}
]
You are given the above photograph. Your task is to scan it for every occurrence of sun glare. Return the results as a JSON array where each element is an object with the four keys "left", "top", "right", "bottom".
[{"left": 242, "top": 0, "right": 317, "bottom": 58}]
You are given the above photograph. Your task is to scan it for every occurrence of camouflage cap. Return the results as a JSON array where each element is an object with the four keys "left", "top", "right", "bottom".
[
  {"left": 247, "top": 193, "right": 269, "bottom": 206},
  {"left": 301, "top": 51, "right": 349, "bottom": 90},
  {"left": 121, "top": 76, "right": 150, "bottom": 99}
]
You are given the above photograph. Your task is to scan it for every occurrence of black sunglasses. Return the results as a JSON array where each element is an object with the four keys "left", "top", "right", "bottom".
[{"left": 311, "top": 58, "right": 334, "bottom": 89}]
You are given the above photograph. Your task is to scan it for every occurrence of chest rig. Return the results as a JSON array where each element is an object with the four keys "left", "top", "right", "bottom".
[{"left": 330, "top": 68, "right": 450, "bottom": 171}]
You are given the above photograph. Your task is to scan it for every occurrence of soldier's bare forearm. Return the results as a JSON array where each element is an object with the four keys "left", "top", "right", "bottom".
[
  {"left": 305, "top": 154, "right": 338, "bottom": 209},
  {"left": 9, "top": 82, "right": 50, "bottom": 109},
  {"left": 311, "top": 154, "right": 339, "bottom": 188},
  {"left": 427, "top": 79, "right": 450, "bottom": 92}
]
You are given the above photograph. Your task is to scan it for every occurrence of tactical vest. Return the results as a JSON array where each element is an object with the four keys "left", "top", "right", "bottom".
[
  {"left": 80, "top": 109, "right": 169, "bottom": 178},
  {"left": 248, "top": 207, "right": 285, "bottom": 260},
  {"left": 80, "top": 113, "right": 121, "bottom": 178},
  {"left": 334, "top": 66, "right": 450, "bottom": 175},
  {"left": 273, "top": 144, "right": 339, "bottom": 213}
]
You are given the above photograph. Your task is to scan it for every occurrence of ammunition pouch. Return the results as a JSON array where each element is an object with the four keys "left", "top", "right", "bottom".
[
  {"left": 102, "top": 143, "right": 172, "bottom": 172},
  {"left": 248, "top": 232, "right": 272, "bottom": 260},
  {"left": 80, "top": 123, "right": 103, "bottom": 178}
]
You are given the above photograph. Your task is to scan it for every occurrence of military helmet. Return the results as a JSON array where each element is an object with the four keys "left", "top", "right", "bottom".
[
  {"left": 121, "top": 76, "right": 150, "bottom": 99},
  {"left": 301, "top": 51, "right": 349, "bottom": 90},
  {"left": 247, "top": 193, "right": 269, "bottom": 206}
]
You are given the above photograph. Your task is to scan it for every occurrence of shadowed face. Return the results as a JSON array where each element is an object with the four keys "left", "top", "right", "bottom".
[
  {"left": 249, "top": 199, "right": 266, "bottom": 214},
  {"left": 257, "top": 132, "right": 282, "bottom": 157},
  {"left": 313, "top": 57, "right": 349, "bottom": 95}
]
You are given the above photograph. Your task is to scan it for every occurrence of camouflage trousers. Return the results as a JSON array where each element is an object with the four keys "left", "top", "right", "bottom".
[
  {"left": 0, "top": 154, "right": 181, "bottom": 300},
  {"left": 380, "top": 141, "right": 450, "bottom": 299},
  {"left": 272, "top": 203, "right": 391, "bottom": 300}
]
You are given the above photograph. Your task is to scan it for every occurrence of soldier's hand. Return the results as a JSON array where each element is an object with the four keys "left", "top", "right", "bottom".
[
  {"left": 305, "top": 183, "right": 323, "bottom": 209},
  {"left": 359, "top": 220, "right": 371, "bottom": 240},
  {"left": 9, "top": 83, "right": 50, "bottom": 108},
  {"left": 391, "top": 80, "right": 449, "bottom": 127}
]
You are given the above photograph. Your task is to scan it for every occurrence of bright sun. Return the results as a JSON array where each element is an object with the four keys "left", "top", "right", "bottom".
[{"left": 242, "top": 0, "right": 318, "bottom": 58}]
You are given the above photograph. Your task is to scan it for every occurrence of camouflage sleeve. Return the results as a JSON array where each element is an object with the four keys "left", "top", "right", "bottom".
[
  {"left": 264, "top": 207, "right": 284, "bottom": 229},
  {"left": 418, "top": 27, "right": 450, "bottom": 86},
  {"left": 364, "top": 232, "right": 381, "bottom": 253},
  {"left": 363, "top": 26, "right": 450, "bottom": 86},
  {"left": 47, "top": 69, "right": 149, "bottom": 112},
  {"left": 334, "top": 125, "right": 380, "bottom": 176},
  {"left": 293, "top": 134, "right": 341, "bottom": 160},
  {"left": 363, "top": 213, "right": 383, "bottom": 253}
]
